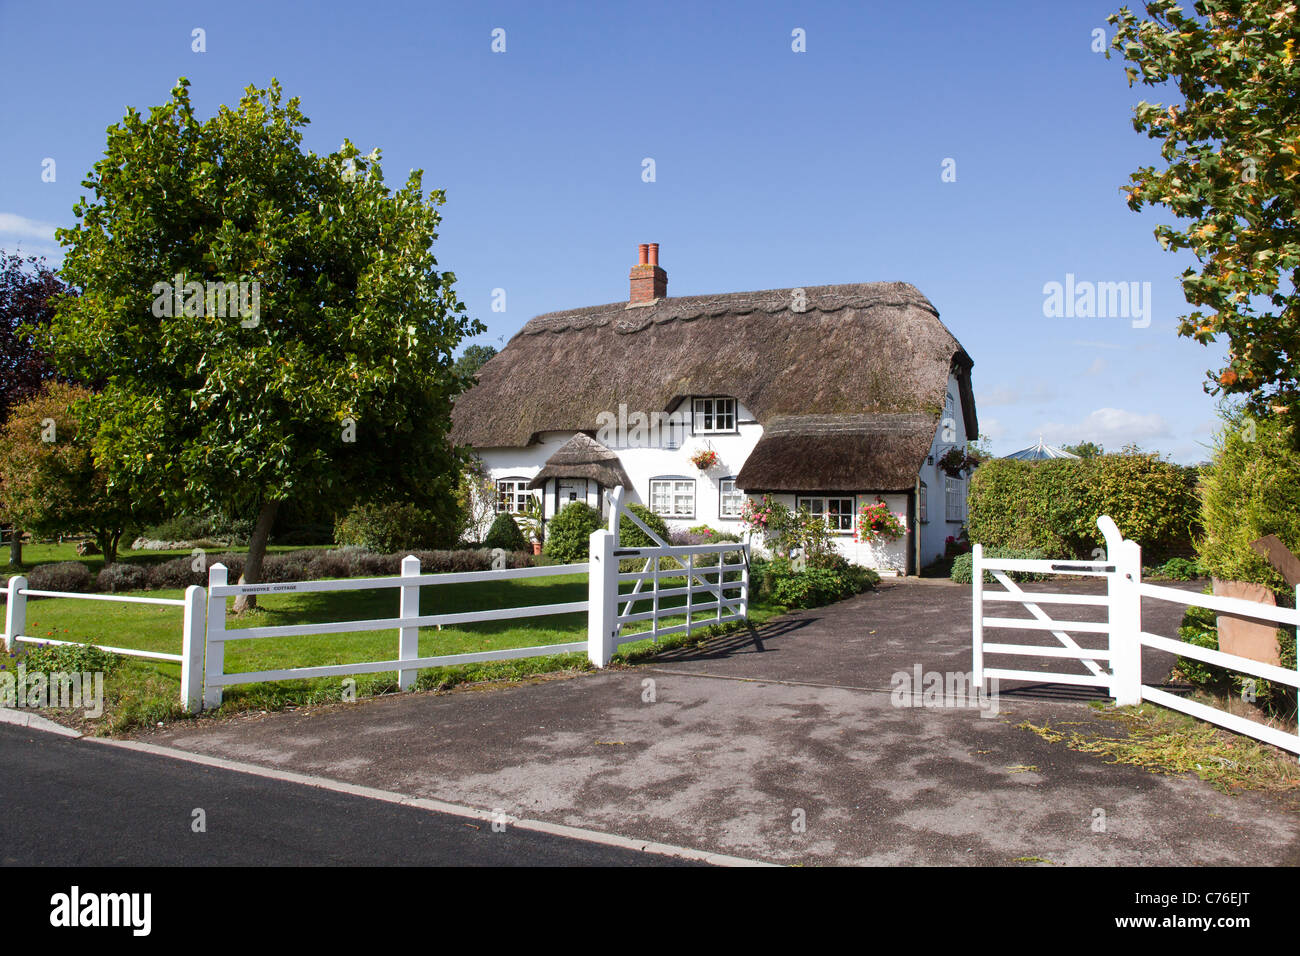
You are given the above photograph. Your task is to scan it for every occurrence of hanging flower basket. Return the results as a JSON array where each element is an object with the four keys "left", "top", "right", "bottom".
[
  {"left": 854, "top": 499, "right": 906, "bottom": 543},
  {"left": 689, "top": 448, "right": 719, "bottom": 470}
]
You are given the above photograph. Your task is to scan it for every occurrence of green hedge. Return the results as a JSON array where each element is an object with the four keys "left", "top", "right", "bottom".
[
  {"left": 966, "top": 453, "right": 1198, "bottom": 562},
  {"left": 334, "top": 501, "right": 451, "bottom": 553},
  {"left": 1196, "top": 409, "right": 1300, "bottom": 592},
  {"left": 949, "top": 546, "right": 1050, "bottom": 584},
  {"left": 620, "top": 504, "right": 670, "bottom": 548}
]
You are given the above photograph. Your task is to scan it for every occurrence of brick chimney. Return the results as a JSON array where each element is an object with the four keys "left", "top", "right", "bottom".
[{"left": 628, "top": 242, "right": 667, "bottom": 305}]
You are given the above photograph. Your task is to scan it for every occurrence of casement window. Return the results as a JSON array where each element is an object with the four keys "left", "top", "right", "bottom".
[
  {"left": 796, "top": 496, "right": 856, "bottom": 534},
  {"left": 692, "top": 397, "right": 736, "bottom": 434},
  {"left": 945, "top": 477, "right": 965, "bottom": 522},
  {"left": 496, "top": 478, "right": 535, "bottom": 515},
  {"left": 918, "top": 481, "right": 928, "bottom": 524},
  {"left": 719, "top": 478, "right": 744, "bottom": 518},
  {"left": 650, "top": 478, "right": 696, "bottom": 518}
]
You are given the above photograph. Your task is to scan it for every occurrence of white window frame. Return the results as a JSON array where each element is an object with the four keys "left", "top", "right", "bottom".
[
  {"left": 650, "top": 478, "right": 696, "bottom": 518},
  {"left": 945, "top": 476, "right": 964, "bottom": 523},
  {"left": 796, "top": 496, "right": 856, "bottom": 534},
  {"left": 918, "top": 481, "right": 928, "bottom": 524},
  {"left": 719, "top": 478, "right": 744, "bottom": 518},
  {"left": 496, "top": 478, "right": 535, "bottom": 515},
  {"left": 692, "top": 397, "right": 736, "bottom": 434}
]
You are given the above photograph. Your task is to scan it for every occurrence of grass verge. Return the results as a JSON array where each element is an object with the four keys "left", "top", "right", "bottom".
[{"left": 1019, "top": 699, "right": 1300, "bottom": 804}]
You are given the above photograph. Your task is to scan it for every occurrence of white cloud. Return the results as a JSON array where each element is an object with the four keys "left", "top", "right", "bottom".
[
  {"left": 977, "top": 417, "right": 1006, "bottom": 441},
  {"left": 1036, "top": 407, "right": 1172, "bottom": 447},
  {"left": 0, "top": 213, "right": 58, "bottom": 241},
  {"left": 1085, "top": 357, "right": 1106, "bottom": 376}
]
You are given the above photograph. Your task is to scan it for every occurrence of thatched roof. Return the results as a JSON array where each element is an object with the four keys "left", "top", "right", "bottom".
[
  {"left": 736, "top": 414, "right": 938, "bottom": 493},
  {"left": 452, "top": 281, "right": 976, "bottom": 491},
  {"left": 527, "top": 433, "right": 631, "bottom": 490}
]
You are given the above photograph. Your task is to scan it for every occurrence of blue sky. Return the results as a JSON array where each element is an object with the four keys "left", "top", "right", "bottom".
[{"left": 0, "top": 0, "right": 1228, "bottom": 463}]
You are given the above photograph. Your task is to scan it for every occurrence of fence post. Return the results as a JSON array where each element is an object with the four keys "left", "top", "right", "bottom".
[
  {"left": 204, "top": 564, "right": 227, "bottom": 711},
  {"left": 398, "top": 555, "right": 421, "bottom": 690},
  {"left": 971, "top": 544, "right": 983, "bottom": 689},
  {"left": 739, "top": 544, "right": 750, "bottom": 620},
  {"left": 587, "top": 528, "right": 618, "bottom": 667},
  {"left": 4, "top": 574, "right": 27, "bottom": 656},
  {"left": 180, "top": 584, "right": 206, "bottom": 712},
  {"left": 1109, "top": 539, "right": 1143, "bottom": 706}
]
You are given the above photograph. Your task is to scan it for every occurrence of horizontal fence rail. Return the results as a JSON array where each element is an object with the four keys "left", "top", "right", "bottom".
[
  {"left": 973, "top": 516, "right": 1300, "bottom": 758},
  {"left": 4, "top": 575, "right": 206, "bottom": 711},
  {"left": 202, "top": 558, "right": 592, "bottom": 709}
]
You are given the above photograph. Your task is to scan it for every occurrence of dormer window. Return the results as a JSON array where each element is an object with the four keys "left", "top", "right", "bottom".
[{"left": 693, "top": 397, "right": 736, "bottom": 433}]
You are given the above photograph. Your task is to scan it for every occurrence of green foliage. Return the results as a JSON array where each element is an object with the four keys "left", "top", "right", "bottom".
[
  {"left": 1109, "top": 1, "right": 1300, "bottom": 438},
  {"left": 620, "top": 504, "right": 669, "bottom": 548},
  {"left": 1062, "top": 441, "right": 1104, "bottom": 459},
  {"left": 1196, "top": 408, "right": 1300, "bottom": 591},
  {"left": 18, "top": 640, "right": 119, "bottom": 677},
  {"left": 483, "top": 512, "right": 528, "bottom": 552},
  {"left": 949, "top": 546, "right": 1051, "bottom": 585},
  {"left": 452, "top": 344, "right": 497, "bottom": 382},
  {"left": 333, "top": 501, "right": 453, "bottom": 553},
  {"left": 1152, "top": 557, "right": 1201, "bottom": 581},
  {"left": 752, "top": 555, "right": 878, "bottom": 608},
  {"left": 0, "top": 382, "right": 160, "bottom": 563},
  {"left": 36, "top": 77, "right": 482, "bottom": 585},
  {"left": 966, "top": 453, "right": 1198, "bottom": 561},
  {"left": 542, "top": 501, "right": 603, "bottom": 564}
]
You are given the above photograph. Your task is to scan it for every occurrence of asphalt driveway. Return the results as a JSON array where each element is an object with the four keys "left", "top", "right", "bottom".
[{"left": 141, "top": 577, "right": 1300, "bottom": 866}]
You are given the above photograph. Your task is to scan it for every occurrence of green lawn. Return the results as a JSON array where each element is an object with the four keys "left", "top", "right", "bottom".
[{"left": 7, "top": 568, "right": 780, "bottom": 735}]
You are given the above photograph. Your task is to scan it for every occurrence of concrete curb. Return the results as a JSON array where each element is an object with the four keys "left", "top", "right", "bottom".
[
  {"left": 0, "top": 707, "right": 84, "bottom": 738},
  {"left": 89, "top": 736, "right": 777, "bottom": 868}
]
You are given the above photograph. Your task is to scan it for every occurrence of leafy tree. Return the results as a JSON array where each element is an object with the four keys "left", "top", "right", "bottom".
[
  {"left": 1062, "top": 441, "right": 1104, "bottom": 459},
  {"left": 0, "top": 383, "right": 160, "bottom": 563},
  {"left": 0, "top": 252, "right": 69, "bottom": 425},
  {"left": 456, "top": 455, "right": 499, "bottom": 544},
  {"left": 0, "top": 252, "right": 74, "bottom": 564},
  {"left": 1109, "top": 1, "right": 1300, "bottom": 438},
  {"left": 37, "top": 78, "right": 482, "bottom": 610},
  {"left": 453, "top": 344, "right": 497, "bottom": 382}
]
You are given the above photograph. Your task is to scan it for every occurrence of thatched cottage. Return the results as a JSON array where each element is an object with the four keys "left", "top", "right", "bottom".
[{"left": 450, "top": 244, "right": 977, "bottom": 574}]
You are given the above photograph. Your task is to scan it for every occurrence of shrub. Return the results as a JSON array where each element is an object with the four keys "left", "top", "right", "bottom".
[
  {"left": 756, "top": 555, "right": 877, "bottom": 608},
  {"left": 543, "top": 502, "right": 603, "bottom": 564},
  {"left": 1175, "top": 595, "right": 1297, "bottom": 716},
  {"left": 949, "top": 546, "right": 1051, "bottom": 585},
  {"left": 967, "top": 453, "right": 1198, "bottom": 561},
  {"left": 1152, "top": 557, "right": 1200, "bottom": 581},
  {"left": 1196, "top": 409, "right": 1300, "bottom": 593},
  {"left": 26, "top": 561, "right": 93, "bottom": 594},
  {"left": 141, "top": 515, "right": 214, "bottom": 542},
  {"left": 484, "top": 513, "right": 529, "bottom": 552},
  {"left": 97, "top": 563, "right": 151, "bottom": 593},
  {"left": 621, "top": 504, "right": 670, "bottom": 548},
  {"left": 19, "top": 640, "right": 119, "bottom": 677},
  {"left": 334, "top": 501, "right": 445, "bottom": 553}
]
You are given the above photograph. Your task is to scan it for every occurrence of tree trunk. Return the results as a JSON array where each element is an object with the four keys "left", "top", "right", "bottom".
[
  {"left": 233, "top": 500, "right": 280, "bottom": 614},
  {"left": 9, "top": 528, "right": 22, "bottom": 567},
  {"left": 97, "top": 528, "right": 122, "bottom": 566}
]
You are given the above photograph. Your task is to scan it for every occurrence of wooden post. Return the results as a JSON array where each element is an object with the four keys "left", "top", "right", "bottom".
[
  {"left": 971, "top": 544, "right": 983, "bottom": 689},
  {"left": 4, "top": 574, "right": 27, "bottom": 656},
  {"left": 180, "top": 584, "right": 206, "bottom": 712},
  {"left": 398, "top": 555, "right": 421, "bottom": 690},
  {"left": 204, "top": 564, "right": 228, "bottom": 710},
  {"left": 587, "top": 529, "right": 618, "bottom": 666}
]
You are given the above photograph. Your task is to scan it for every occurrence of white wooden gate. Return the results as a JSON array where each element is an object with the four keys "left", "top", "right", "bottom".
[{"left": 972, "top": 515, "right": 1300, "bottom": 755}]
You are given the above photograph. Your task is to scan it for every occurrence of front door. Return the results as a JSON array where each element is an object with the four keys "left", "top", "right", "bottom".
[{"left": 558, "top": 478, "right": 586, "bottom": 511}]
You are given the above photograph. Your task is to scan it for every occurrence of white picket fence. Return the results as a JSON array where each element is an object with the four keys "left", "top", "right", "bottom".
[
  {"left": 973, "top": 515, "right": 1300, "bottom": 756},
  {"left": 2, "top": 575, "right": 206, "bottom": 710},
  {"left": 0, "top": 486, "right": 751, "bottom": 714}
]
